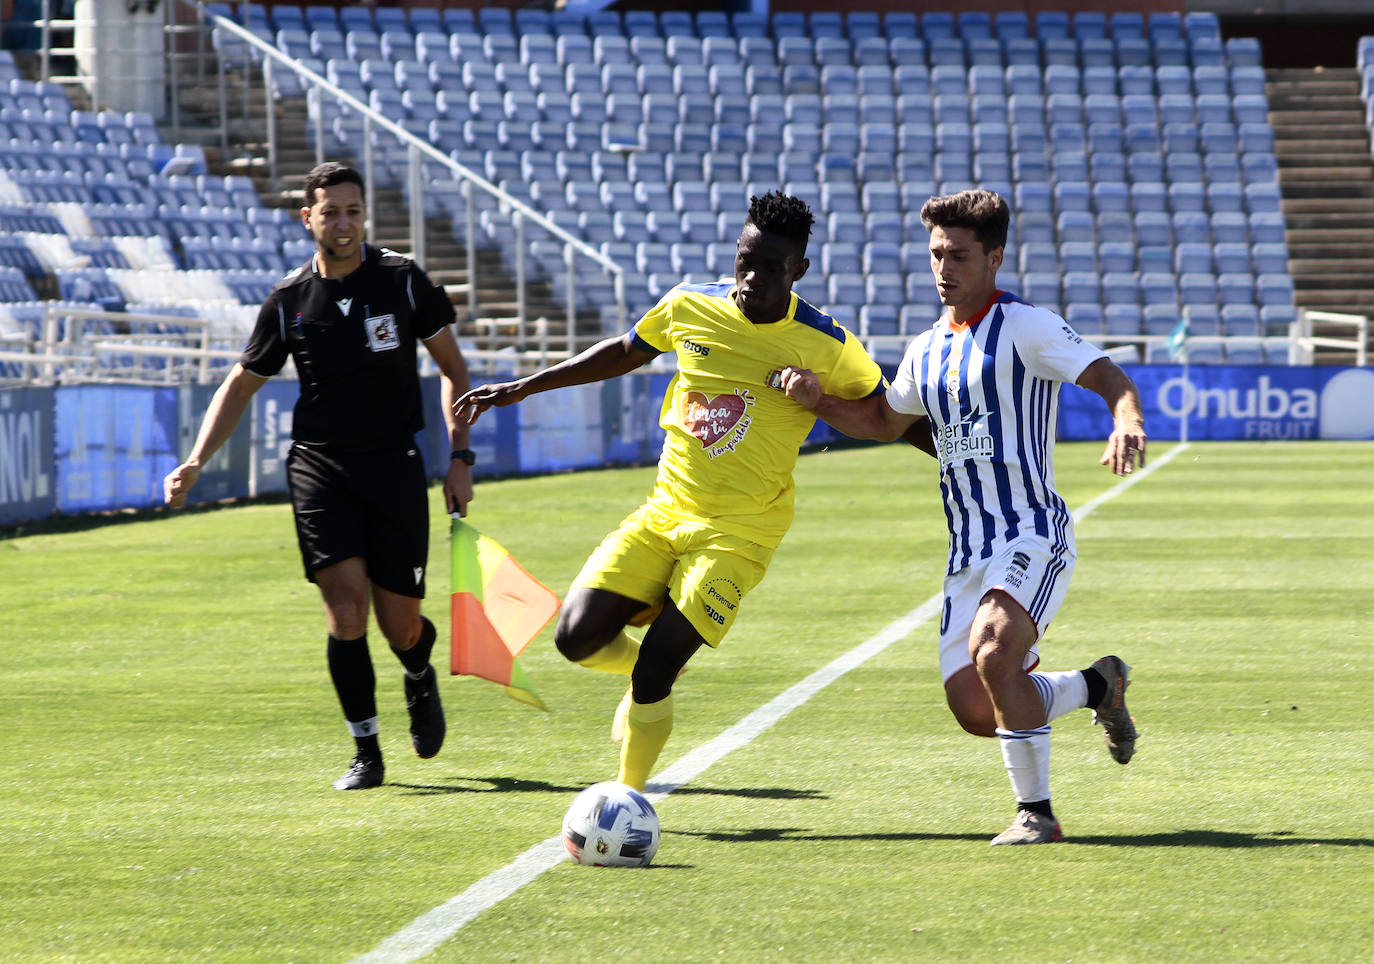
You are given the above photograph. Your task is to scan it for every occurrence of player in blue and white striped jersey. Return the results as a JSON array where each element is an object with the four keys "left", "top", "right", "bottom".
[{"left": 781, "top": 190, "right": 1147, "bottom": 846}]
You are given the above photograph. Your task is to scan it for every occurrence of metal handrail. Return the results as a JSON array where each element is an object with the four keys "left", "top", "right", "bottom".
[
  {"left": 1295, "top": 309, "right": 1369, "bottom": 366},
  {"left": 182, "top": 2, "right": 627, "bottom": 356}
]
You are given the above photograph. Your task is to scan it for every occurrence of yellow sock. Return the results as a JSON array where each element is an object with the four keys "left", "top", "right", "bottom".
[
  {"left": 576, "top": 630, "right": 640, "bottom": 675},
  {"left": 616, "top": 694, "right": 673, "bottom": 791}
]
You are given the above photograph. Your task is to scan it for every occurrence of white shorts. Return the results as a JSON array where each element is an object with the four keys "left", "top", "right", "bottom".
[{"left": 937, "top": 536, "right": 1076, "bottom": 682}]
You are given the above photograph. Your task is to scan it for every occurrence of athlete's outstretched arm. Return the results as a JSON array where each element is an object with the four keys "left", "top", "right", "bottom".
[
  {"left": 1077, "top": 356, "right": 1147, "bottom": 476},
  {"left": 455, "top": 331, "right": 655, "bottom": 425},
  {"left": 779, "top": 366, "right": 923, "bottom": 444}
]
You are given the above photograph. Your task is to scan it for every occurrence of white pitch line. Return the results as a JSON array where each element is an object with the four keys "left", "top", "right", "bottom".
[{"left": 350, "top": 442, "right": 1187, "bottom": 964}]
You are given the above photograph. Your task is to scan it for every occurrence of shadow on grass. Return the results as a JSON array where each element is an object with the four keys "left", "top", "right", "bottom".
[
  {"left": 1070, "top": 829, "right": 1374, "bottom": 848},
  {"left": 389, "top": 777, "right": 826, "bottom": 801},
  {"left": 668, "top": 828, "right": 1374, "bottom": 848}
]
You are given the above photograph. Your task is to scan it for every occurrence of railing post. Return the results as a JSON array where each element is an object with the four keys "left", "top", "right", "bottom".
[
  {"left": 363, "top": 115, "right": 375, "bottom": 243},
  {"left": 168, "top": 5, "right": 181, "bottom": 140},
  {"left": 40, "top": 0, "right": 50, "bottom": 83},
  {"left": 409, "top": 142, "right": 425, "bottom": 267},
  {"left": 314, "top": 92, "right": 325, "bottom": 166},
  {"left": 464, "top": 180, "right": 477, "bottom": 331},
  {"left": 216, "top": 31, "right": 229, "bottom": 160},
  {"left": 564, "top": 244, "right": 576, "bottom": 358},
  {"left": 264, "top": 57, "right": 276, "bottom": 187},
  {"left": 514, "top": 210, "right": 526, "bottom": 347}
]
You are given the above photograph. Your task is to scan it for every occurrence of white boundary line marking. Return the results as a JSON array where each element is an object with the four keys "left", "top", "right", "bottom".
[{"left": 350, "top": 442, "right": 1189, "bottom": 964}]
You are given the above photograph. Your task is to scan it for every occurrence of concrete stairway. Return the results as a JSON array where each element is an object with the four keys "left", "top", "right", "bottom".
[
  {"left": 1267, "top": 66, "right": 1374, "bottom": 361},
  {"left": 176, "top": 63, "right": 599, "bottom": 366}
]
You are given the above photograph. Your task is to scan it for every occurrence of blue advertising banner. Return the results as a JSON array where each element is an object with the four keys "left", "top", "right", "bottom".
[
  {"left": 1058, "top": 365, "right": 1374, "bottom": 442},
  {"left": 249, "top": 379, "right": 298, "bottom": 495},
  {"left": 0, "top": 387, "right": 57, "bottom": 525},
  {"left": 601, "top": 371, "right": 671, "bottom": 466},
  {"left": 416, "top": 374, "right": 520, "bottom": 478},
  {"left": 55, "top": 385, "right": 179, "bottom": 512},
  {"left": 177, "top": 384, "right": 251, "bottom": 503}
]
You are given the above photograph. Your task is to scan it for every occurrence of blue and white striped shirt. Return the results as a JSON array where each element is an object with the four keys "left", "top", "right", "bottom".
[{"left": 888, "top": 291, "right": 1105, "bottom": 575}]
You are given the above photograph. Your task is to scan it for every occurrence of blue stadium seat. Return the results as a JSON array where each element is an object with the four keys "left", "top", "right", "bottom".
[
  {"left": 1249, "top": 212, "right": 1287, "bottom": 245},
  {"left": 1101, "top": 272, "right": 1140, "bottom": 306},
  {"left": 1104, "top": 303, "right": 1143, "bottom": 334},
  {"left": 1055, "top": 210, "right": 1095, "bottom": 244},
  {"left": 1130, "top": 182, "right": 1168, "bottom": 214},
  {"left": 1260, "top": 305, "right": 1298, "bottom": 337},
  {"left": 1140, "top": 303, "right": 1178, "bottom": 339},
  {"left": 1256, "top": 273, "right": 1294, "bottom": 307},
  {"left": 1221, "top": 304, "right": 1261, "bottom": 336},
  {"left": 1178, "top": 273, "right": 1217, "bottom": 306},
  {"left": 1226, "top": 37, "right": 1263, "bottom": 68},
  {"left": 1066, "top": 303, "right": 1104, "bottom": 334},
  {"left": 1063, "top": 272, "right": 1101, "bottom": 305},
  {"left": 1140, "top": 272, "right": 1179, "bottom": 306},
  {"left": 1251, "top": 243, "right": 1289, "bottom": 276},
  {"left": 1215, "top": 272, "right": 1254, "bottom": 306}
]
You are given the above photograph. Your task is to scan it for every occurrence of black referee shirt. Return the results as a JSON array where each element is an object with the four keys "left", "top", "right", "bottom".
[{"left": 242, "top": 244, "right": 457, "bottom": 450}]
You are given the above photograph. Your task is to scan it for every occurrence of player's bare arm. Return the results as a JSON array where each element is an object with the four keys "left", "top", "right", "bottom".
[
  {"left": 779, "top": 366, "right": 921, "bottom": 443},
  {"left": 425, "top": 326, "right": 474, "bottom": 516},
  {"left": 455, "top": 331, "right": 655, "bottom": 424},
  {"left": 1077, "top": 356, "right": 1148, "bottom": 476},
  {"left": 163, "top": 364, "right": 267, "bottom": 508}
]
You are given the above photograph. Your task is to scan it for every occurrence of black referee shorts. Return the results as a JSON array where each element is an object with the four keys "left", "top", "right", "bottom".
[{"left": 285, "top": 443, "right": 430, "bottom": 598}]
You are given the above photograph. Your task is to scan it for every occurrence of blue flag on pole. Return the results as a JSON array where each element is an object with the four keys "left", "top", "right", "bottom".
[{"left": 1167, "top": 316, "right": 1190, "bottom": 362}]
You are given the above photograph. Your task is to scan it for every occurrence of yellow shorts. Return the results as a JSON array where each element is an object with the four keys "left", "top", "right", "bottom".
[{"left": 572, "top": 503, "right": 775, "bottom": 647}]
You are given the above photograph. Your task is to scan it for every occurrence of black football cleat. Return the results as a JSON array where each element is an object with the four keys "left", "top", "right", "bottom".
[
  {"left": 333, "top": 754, "right": 384, "bottom": 791},
  {"left": 404, "top": 665, "right": 446, "bottom": 759}
]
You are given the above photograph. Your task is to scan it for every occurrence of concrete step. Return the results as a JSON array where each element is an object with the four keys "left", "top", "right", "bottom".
[
  {"left": 1295, "top": 289, "right": 1374, "bottom": 309},
  {"left": 1276, "top": 152, "right": 1374, "bottom": 168},
  {"left": 1289, "top": 258, "right": 1374, "bottom": 274},
  {"left": 1282, "top": 197, "right": 1374, "bottom": 214},
  {"left": 1284, "top": 211, "right": 1374, "bottom": 230},
  {"left": 1267, "top": 92, "right": 1363, "bottom": 111},
  {"left": 1271, "top": 125, "right": 1371, "bottom": 144},
  {"left": 1278, "top": 179, "right": 1374, "bottom": 199},
  {"left": 1274, "top": 138, "right": 1371, "bottom": 156},
  {"left": 1288, "top": 246, "right": 1374, "bottom": 264},
  {"left": 1292, "top": 272, "right": 1374, "bottom": 288}
]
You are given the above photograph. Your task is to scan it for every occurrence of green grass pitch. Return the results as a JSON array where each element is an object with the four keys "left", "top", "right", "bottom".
[{"left": 1, "top": 441, "right": 1371, "bottom": 962}]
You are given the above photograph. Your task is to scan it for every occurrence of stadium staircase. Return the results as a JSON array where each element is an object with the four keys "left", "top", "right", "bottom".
[
  {"left": 170, "top": 56, "right": 587, "bottom": 356},
  {"left": 1268, "top": 66, "right": 1374, "bottom": 362}
]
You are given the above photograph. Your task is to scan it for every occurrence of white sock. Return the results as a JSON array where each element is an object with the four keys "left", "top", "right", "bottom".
[
  {"left": 346, "top": 717, "right": 379, "bottom": 738},
  {"left": 1029, "top": 670, "right": 1089, "bottom": 723},
  {"left": 998, "top": 726, "right": 1052, "bottom": 803}
]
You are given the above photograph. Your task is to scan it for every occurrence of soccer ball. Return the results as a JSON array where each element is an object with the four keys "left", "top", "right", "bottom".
[{"left": 561, "top": 781, "right": 660, "bottom": 867}]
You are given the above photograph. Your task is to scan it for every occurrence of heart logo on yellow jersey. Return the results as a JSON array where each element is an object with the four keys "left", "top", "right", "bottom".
[{"left": 684, "top": 391, "right": 750, "bottom": 448}]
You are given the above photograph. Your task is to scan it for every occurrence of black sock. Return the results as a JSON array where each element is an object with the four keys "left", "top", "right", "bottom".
[
  {"left": 1081, "top": 666, "right": 1107, "bottom": 708},
  {"left": 1019, "top": 799, "right": 1056, "bottom": 820},
  {"left": 392, "top": 616, "right": 436, "bottom": 678},
  {"left": 327, "top": 633, "right": 379, "bottom": 759}
]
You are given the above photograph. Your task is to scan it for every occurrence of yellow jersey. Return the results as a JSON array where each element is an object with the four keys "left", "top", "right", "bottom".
[{"left": 632, "top": 279, "right": 884, "bottom": 547}]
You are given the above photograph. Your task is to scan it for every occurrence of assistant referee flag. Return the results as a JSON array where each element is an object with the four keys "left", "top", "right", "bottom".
[{"left": 450, "top": 518, "right": 559, "bottom": 710}]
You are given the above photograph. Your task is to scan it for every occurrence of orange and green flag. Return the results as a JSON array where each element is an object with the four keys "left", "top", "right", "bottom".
[{"left": 450, "top": 518, "right": 559, "bottom": 710}]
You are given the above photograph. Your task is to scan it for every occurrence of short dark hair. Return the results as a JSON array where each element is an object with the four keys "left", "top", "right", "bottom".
[
  {"left": 303, "top": 162, "right": 365, "bottom": 209},
  {"left": 919, "top": 190, "right": 1010, "bottom": 253},
  {"left": 744, "top": 191, "right": 814, "bottom": 254}
]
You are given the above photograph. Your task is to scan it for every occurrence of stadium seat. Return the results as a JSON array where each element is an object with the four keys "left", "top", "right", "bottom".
[
  {"left": 1215, "top": 272, "right": 1255, "bottom": 306},
  {"left": 1183, "top": 304, "right": 1222, "bottom": 336},
  {"left": 1221, "top": 303, "right": 1261, "bottom": 335},
  {"left": 1105, "top": 303, "right": 1143, "bottom": 334},
  {"left": 1256, "top": 273, "right": 1295, "bottom": 307}
]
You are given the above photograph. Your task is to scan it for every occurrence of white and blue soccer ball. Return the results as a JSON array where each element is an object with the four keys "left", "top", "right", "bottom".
[{"left": 561, "top": 781, "right": 660, "bottom": 867}]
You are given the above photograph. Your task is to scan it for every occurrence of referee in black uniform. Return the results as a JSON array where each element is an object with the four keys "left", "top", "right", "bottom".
[{"left": 165, "top": 162, "right": 475, "bottom": 790}]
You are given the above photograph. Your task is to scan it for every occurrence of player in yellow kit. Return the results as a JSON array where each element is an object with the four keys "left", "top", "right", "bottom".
[{"left": 455, "top": 192, "right": 884, "bottom": 790}]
